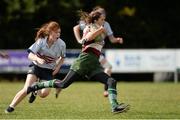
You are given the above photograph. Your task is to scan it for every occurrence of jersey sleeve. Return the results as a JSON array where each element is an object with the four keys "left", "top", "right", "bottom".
[
  {"left": 27, "top": 39, "right": 42, "bottom": 54},
  {"left": 104, "top": 22, "right": 113, "bottom": 36},
  {"left": 79, "top": 21, "right": 86, "bottom": 31},
  {"left": 58, "top": 39, "right": 66, "bottom": 58}
]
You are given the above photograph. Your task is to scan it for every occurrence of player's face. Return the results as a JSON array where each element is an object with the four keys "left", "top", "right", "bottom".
[
  {"left": 96, "top": 15, "right": 105, "bottom": 26},
  {"left": 50, "top": 28, "right": 61, "bottom": 42}
]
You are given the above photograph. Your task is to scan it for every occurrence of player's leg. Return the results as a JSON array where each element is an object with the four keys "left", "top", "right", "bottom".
[
  {"left": 29, "top": 88, "right": 51, "bottom": 103},
  {"left": 38, "top": 88, "right": 51, "bottom": 98},
  {"left": 36, "top": 82, "right": 51, "bottom": 99},
  {"left": 99, "top": 56, "right": 112, "bottom": 97},
  {"left": 90, "top": 72, "right": 129, "bottom": 113},
  {"left": 28, "top": 65, "right": 53, "bottom": 103},
  {"left": 5, "top": 74, "right": 37, "bottom": 113},
  {"left": 103, "top": 83, "right": 109, "bottom": 97},
  {"left": 27, "top": 70, "right": 81, "bottom": 93},
  {"left": 103, "top": 66, "right": 112, "bottom": 97}
]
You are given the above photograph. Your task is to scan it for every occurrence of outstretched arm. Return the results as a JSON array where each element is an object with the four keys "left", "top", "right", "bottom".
[
  {"left": 108, "top": 35, "right": 123, "bottom": 44},
  {"left": 104, "top": 21, "right": 123, "bottom": 44}
]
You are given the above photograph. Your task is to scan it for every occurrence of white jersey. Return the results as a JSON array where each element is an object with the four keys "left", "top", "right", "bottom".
[
  {"left": 28, "top": 37, "right": 66, "bottom": 69},
  {"left": 79, "top": 21, "right": 113, "bottom": 38}
]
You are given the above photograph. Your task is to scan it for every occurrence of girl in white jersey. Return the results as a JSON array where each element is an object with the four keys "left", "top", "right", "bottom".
[
  {"left": 27, "top": 11, "right": 129, "bottom": 113},
  {"left": 73, "top": 6, "right": 123, "bottom": 97},
  {"left": 5, "top": 21, "right": 66, "bottom": 113}
]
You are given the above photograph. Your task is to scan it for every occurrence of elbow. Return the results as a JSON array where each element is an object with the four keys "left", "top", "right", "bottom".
[
  {"left": 28, "top": 53, "right": 32, "bottom": 60},
  {"left": 28, "top": 52, "right": 36, "bottom": 61},
  {"left": 73, "top": 26, "right": 76, "bottom": 32},
  {"left": 73, "top": 25, "right": 79, "bottom": 32}
]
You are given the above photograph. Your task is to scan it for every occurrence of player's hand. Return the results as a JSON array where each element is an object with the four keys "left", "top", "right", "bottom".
[
  {"left": 117, "top": 37, "right": 123, "bottom": 44},
  {"left": 37, "top": 57, "right": 45, "bottom": 64},
  {"left": 55, "top": 88, "right": 62, "bottom": 98}
]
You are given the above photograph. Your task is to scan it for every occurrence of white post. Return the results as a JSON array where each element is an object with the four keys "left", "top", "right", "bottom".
[{"left": 174, "top": 69, "right": 178, "bottom": 83}]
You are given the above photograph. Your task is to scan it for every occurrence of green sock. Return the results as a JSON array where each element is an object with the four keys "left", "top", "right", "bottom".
[
  {"left": 36, "top": 79, "right": 56, "bottom": 89},
  {"left": 108, "top": 88, "right": 119, "bottom": 109}
]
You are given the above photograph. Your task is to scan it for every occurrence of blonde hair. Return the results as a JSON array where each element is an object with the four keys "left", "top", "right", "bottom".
[
  {"left": 77, "top": 10, "right": 89, "bottom": 21},
  {"left": 35, "top": 21, "right": 60, "bottom": 41}
]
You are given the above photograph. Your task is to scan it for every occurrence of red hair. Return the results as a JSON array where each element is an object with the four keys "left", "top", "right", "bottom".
[{"left": 35, "top": 21, "right": 60, "bottom": 41}]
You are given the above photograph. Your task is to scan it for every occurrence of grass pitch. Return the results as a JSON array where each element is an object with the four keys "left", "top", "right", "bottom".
[{"left": 0, "top": 81, "right": 180, "bottom": 119}]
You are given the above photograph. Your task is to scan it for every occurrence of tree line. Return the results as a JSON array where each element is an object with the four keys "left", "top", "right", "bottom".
[{"left": 0, "top": 0, "right": 179, "bottom": 49}]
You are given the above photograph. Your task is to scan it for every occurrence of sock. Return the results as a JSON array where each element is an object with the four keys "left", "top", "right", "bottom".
[
  {"left": 35, "top": 79, "right": 57, "bottom": 90},
  {"left": 9, "top": 105, "right": 15, "bottom": 108},
  {"left": 108, "top": 88, "right": 119, "bottom": 109}
]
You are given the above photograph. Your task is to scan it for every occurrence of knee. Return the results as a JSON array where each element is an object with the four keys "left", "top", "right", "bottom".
[
  {"left": 22, "top": 87, "right": 29, "bottom": 95},
  {"left": 39, "top": 95, "right": 47, "bottom": 98},
  {"left": 104, "top": 68, "right": 112, "bottom": 76},
  {"left": 39, "top": 93, "right": 49, "bottom": 98},
  {"left": 38, "top": 90, "right": 50, "bottom": 98}
]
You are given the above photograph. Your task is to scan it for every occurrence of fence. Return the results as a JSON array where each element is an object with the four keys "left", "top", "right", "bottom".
[
  {"left": 106, "top": 49, "right": 180, "bottom": 83},
  {"left": 0, "top": 49, "right": 180, "bottom": 82}
]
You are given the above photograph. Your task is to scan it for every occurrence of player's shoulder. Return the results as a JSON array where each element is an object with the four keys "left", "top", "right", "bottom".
[
  {"left": 104, "top": 21, "right": 110, "bottom": 27},
  {"left": 36, "top": 37, "right": 47, "bottom": 45},
  {"left": 57, "top": 38, "right": 66, "bottom": 46},
  {"left": 79, "top": 20, "right": 86, "bottom": 30},
  {"left": 79, "top": 20, "right": 86, "bottom": 25}
]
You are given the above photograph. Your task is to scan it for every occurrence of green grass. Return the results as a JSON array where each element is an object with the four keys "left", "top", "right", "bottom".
[{"left": 0, "top": 81, "right": 180, "bottom": 119}]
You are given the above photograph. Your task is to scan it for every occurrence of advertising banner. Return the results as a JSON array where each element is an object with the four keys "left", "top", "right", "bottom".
[
  {"left": 106, "top": 49, "right": 176, "bottom": 73},
  {"left": 1, "top": 49, "right": 180, "bottom": 73},
  {"left": 0, "top": 49, "right": 80, "bottom": 73},
  {"left": 0, "top": 50, "right": 30, "bottom": 73}
]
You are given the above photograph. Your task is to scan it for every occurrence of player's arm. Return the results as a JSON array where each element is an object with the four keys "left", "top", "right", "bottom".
[
  {"left": 28, "top": 52, "right": 45, "bottom": 64},
  {"left": 53, "top": 56, "right": 65, "bottom": 98},
  {"left": 105, "top": 22, "right": 123, "bottom": 44},
  {"left": 73, "top": 25, "right": 82, "bottom": 43},
  {"left": 52, "top": 57, "right": 65, "bottom": 76},
  {"left": 108, "top": 35, "right": 123, "bottom": 44},
  {"left": 82, "top": 26, "right": 105, "bottom": 41},
  {"left": 53, "top": 57, "right": 64, "bottom": 98}
]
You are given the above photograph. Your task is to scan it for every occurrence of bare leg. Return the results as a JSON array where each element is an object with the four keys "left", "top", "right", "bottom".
[
  {"left": 103, "top": 66, "right": 112, "bottom": 97},
  {"left": 8, "top": 74, "right": 37, "bottom": 108}
]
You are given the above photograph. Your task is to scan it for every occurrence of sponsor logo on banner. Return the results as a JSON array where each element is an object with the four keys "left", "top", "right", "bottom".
[{"left": 124, "top": 54, "right": 141, "bottom": 67}]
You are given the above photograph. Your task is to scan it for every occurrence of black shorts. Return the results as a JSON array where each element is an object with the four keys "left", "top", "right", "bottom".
[{"left": 27, "top": 64, "right": 53, "bottom": 81}]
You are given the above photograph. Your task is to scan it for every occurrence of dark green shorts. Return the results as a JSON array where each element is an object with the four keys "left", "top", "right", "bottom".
[{"left": 70, "top": 52, "right": 103, "bottom": 78}]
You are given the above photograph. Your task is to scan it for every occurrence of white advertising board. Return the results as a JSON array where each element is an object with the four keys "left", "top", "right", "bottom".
[{"left": 106, "top": 49, "right": 176, "bottom": 73}]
